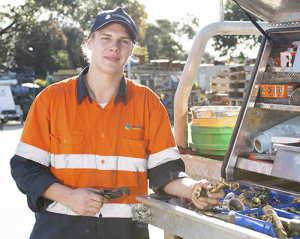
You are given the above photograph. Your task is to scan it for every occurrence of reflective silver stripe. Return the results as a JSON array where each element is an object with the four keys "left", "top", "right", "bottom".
[
  {"left": 15, "top": 142, "right": 50, "bottom": 167},
  {"left": 50, "top": 154, "right": 147, "bottom": 172},
  {"left": 147, "top": 147, "right": 181, "bottom": 169},
  {"left": 46, "top": 202, "right": 141, "bottom": 219}
]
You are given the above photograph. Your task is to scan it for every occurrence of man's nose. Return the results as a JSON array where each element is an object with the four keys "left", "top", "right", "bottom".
[{"left": 109, "top": 41, "right": 120, "bottom": 52}]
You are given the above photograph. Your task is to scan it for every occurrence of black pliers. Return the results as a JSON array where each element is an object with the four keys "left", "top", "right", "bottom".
[{"left": 96, "top": 187, "right": 131, "bottom": 199}]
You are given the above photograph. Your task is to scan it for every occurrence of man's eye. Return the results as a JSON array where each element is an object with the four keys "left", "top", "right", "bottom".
[
  {"left": 102, "top": 37, "right": 110, "bottom": 40},
  {"left": 121, "top": 40, "right": 129, "bottom": 44}
]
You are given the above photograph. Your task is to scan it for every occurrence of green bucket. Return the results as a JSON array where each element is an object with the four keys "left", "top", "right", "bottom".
[{"left": 189, "top": 125, "right": 234, "bottom": 156}]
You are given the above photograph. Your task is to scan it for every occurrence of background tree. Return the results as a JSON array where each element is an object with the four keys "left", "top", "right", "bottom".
[
  {"left": 201, "top": 52, "right": 215, "bottom": 64},
  {"left": 14, "top": 20, "right": 71, "bottom": 75},
  {"left": 0, "top": 0, "right": 148, "bottom": 72},
  {"left": 141, "top": 14, "right": 199, "bottom": 60},
  {"left": 212, "top": 0, "right": 262, "bottom": 58}
]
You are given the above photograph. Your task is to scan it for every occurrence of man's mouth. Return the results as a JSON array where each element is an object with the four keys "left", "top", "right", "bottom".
[{"left": 105, "top": 56, "right": 120, "bottom": 62}]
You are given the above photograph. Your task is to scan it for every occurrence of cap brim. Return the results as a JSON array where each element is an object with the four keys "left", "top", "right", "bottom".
[{"left": 89, "top": 19, "right": 136, "bottom": 42}]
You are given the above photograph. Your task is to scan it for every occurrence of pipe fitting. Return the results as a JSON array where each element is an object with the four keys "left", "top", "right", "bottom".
[
  {"left": 221, "top": 198, "right": 245, "bottom": 212},
  {"left": 208, "top": 177, "right": 231, "bottom": 194},
  {"left": 263, "top": 205, "right": 287, "bottom": 239},
  {"left": 230, "top": 183, "right": 242, "bottom": 191},
  {"left": 251, "top": 197, "right": 262, "bottom": 208},
  {"left": 274, "top": 196, "right": 281, "bottom": 204},
  {"left": 238, "top": 193, "right": 252, "bottom": 207}
]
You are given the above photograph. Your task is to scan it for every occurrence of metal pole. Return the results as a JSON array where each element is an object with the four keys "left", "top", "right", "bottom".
[
  {"left": 174, "top": 21, "right": 271, "bottom": 148},
  {"left": 128, "top": 61, "right": 131, "bottom": 79},
  {"left": 46, "top": 71, "right": 49, "bottom": 86},
  {"left": 220, "top": 0, "right": 224, "bottom": 21}
]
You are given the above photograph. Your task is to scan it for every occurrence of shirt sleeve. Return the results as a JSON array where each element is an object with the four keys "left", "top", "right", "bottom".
[
  {"left": 146, "top": 92, "right": 189, "bottom": 199},
  {"left": 11, "top": 88, "right": 58, "bottom": 212},
  {"left": 10, "top": 154, "right": 59, "bottom": 212},
  {"left": 148, "top": 159, "right": 189, "bottom": 199}
]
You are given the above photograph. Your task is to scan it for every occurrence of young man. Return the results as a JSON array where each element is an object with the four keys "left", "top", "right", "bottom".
[{"left": 10, "top": 7, "right": 224, "bottom": 239}]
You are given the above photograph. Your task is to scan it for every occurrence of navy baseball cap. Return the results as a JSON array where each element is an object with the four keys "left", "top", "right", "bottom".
[{"left": 88, "top": 7, "right": 137, "bottom": 43}]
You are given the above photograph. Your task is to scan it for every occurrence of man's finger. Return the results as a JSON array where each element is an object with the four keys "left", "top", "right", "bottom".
[
  {"left": 89, "top": 192, "right": 109, "bottom": 204},
  {"left": 88, "top": 200, "right": 103, "bottom": 209},
  {"left": 191, "top": 197, "right": 211, "bottom": 210},
  {"left": 208, "top": 190, "right": 225, "bottom": 199}
]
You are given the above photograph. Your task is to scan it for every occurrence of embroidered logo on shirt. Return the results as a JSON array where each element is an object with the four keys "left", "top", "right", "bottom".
[
  {"left": 132, "top": 126, "right": 145, "bottom": 130},
  {"left": 125, "top": 123, "right": 130, "bottom": 130}
]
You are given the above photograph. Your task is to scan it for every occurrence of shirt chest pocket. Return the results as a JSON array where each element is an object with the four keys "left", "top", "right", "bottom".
[
  {"left": 121, "top": 134, "right": 149, "bottom": 159},
  {"left": 50, "top": 131, "right": 85, "bottom": 154}
]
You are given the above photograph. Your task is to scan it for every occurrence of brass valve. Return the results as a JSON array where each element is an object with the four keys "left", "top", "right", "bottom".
[{"left": 263, "top": 205, "right": 288, "bottom": 239}]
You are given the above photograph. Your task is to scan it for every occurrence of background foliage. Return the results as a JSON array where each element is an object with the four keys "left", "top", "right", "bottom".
[
  {"left": 212, "top": 0, "right": 262, "bottom": 58},
  {"left": 0, "top": 0, "right": 201, "bottom": 76}
]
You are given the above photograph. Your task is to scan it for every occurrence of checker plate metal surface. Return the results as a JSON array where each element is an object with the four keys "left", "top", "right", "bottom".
[
  {"left": 181, "top": 155, "right": 222, "bottom": 185},
  {"left": 236, "top": 157, "right": 273, "bottom": 175}
]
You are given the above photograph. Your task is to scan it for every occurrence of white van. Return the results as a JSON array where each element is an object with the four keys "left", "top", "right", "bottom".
[{"left": 0, "top": 80, "right": 23, "bottom": 124}]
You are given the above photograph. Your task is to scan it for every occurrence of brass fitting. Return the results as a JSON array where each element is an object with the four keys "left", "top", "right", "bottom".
[
  {"left": 280, "top": 217, "right": 300, "bottom": 235},
  {"left": 193, "top": 187, "right": 208, "bottom": 198},
  {"left": 203, "top": 211, "right": 235, "bottom": 224},
  {"left": 208, "top": 177, "right": 231, "bottom": 194},
  {"left": 273, "top": 196, "right": 281, "bottom": 204},
  {"left": 289, "top": 207, "right": 300, "bottom": 215},
  {"left": 291, "top": 197, "right": 300, "bottom": 204},
  {"left": 260, "top": 214, "right": 274, "bottom": 223},
  {"left": 248, "top": 213, "right": 257, "bottom": 219},
  {"left": 263, "top": 205, "right": 288, "bottom": 239},
  {"left": 238, "top": 193, "right": 252, "bottom": 207},
  {"left": 251, "top": 197, "right": 262, "bottom": 208},
  {"left": 230, "top": 183, "right": 242, "bottom": 191},
  {"left": 193, "top": 177, "right": 231, "bottom": 199},
  {"left": 188, "top": 204, "right": 204, "bottom": 214}
]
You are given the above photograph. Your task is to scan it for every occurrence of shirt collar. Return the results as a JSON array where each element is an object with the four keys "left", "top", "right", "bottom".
[{"left": 77, "top": 66, "right": 127, "bottom": 106}]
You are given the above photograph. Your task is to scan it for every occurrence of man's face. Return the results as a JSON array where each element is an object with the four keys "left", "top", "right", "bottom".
[{"left": 87, "top": 23, "right": 133, "bottom": 75}]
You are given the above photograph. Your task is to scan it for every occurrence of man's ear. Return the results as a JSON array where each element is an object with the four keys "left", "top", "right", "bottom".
[{"left": 87, "top": 37, "right": 93, "bottom": 50}]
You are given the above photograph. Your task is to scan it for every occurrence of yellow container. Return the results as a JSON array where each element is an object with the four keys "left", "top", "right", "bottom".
[{"left": 192, "top": 116, "right": 238, "bottom": 127}]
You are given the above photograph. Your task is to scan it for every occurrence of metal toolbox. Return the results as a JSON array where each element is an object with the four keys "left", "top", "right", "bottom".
[{"left": 137, "top": 0, "right": 300, "bottom": 238}]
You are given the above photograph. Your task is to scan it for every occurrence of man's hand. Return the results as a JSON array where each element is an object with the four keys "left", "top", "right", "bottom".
[
  {"left": 42, "top": 183, "right": 109, "bottom": 217},
  {"left": 190, "top": 179, "right": 225, "bottom": 210},
  {"left": 163, "top": 178, "right": 225, "bottom": 210},
  {"left": 64, "top": 188, "right": 109, "bottom": 216}
]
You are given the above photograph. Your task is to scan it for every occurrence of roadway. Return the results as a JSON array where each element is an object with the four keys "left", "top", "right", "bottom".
[{"left": 0, "top": 121, "right": 164, "bottom": 239}]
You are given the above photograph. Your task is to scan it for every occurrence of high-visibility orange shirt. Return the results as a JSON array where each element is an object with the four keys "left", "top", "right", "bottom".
[{"left": 15, "top": 66, "right": 183, "bottom": 218}]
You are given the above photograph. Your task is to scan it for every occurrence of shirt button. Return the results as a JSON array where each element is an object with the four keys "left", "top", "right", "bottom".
[
  {"left": 101, "top": 134, "right": 105, "bottom": 138},
  {"left": 139, "top": 143, "right": 143, "bottom": 147},
  {"left": 64, "top": 139, "right": 67, "bottom": 143}
]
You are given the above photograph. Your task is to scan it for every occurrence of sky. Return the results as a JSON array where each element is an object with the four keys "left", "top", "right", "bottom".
[{"left": 1, "top": 0, "right": 260, "bottom": 60}]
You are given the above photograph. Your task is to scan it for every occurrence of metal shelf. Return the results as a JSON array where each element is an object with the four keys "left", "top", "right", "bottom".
[
  {"left": 264, "top": 67, "right": 300, "bottom": 79},
  {"left": 236, "top": 157, "right": 273, "bottom": 175},
  {"left": 255, "top": 102, "right": 300, "bottom": 112}
]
